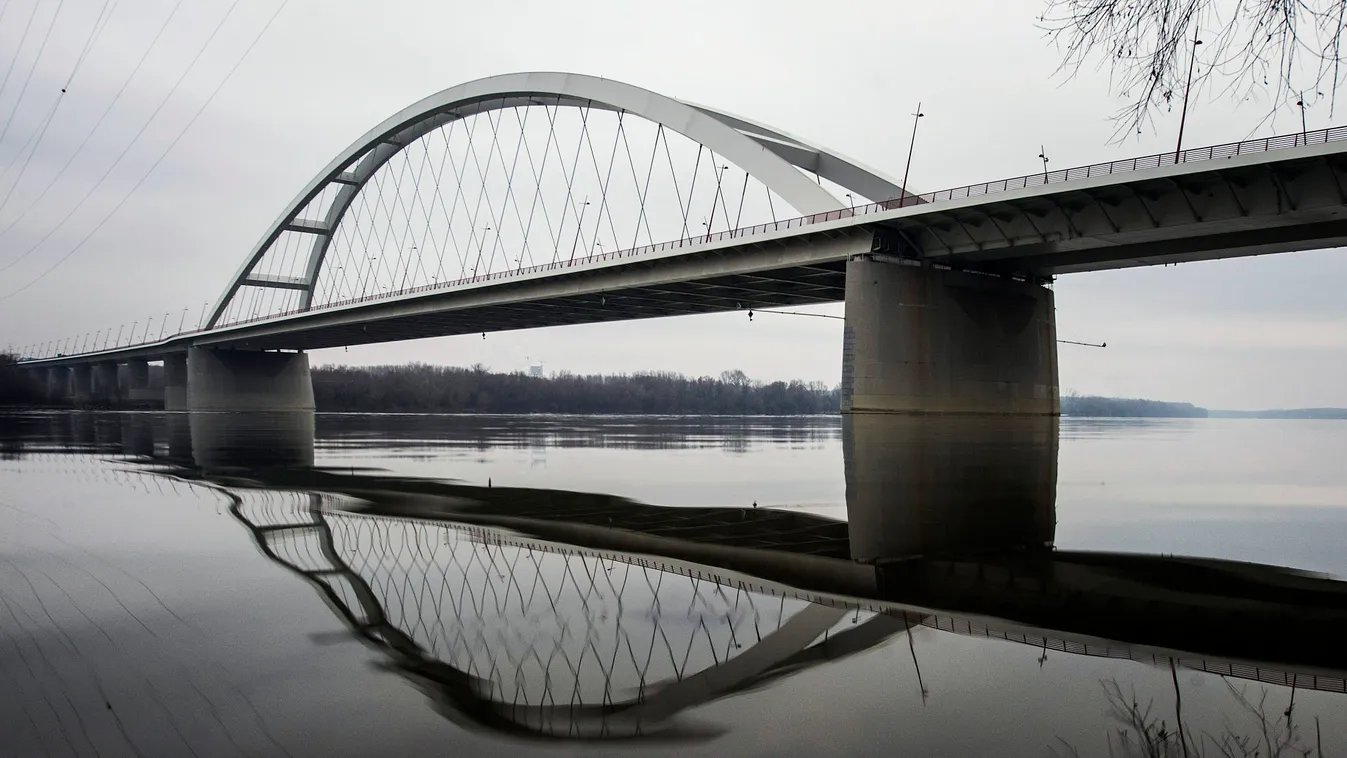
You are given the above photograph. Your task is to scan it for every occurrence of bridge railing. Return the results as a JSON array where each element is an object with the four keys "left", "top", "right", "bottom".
[
  {"left": 30, "top": 124, "right": 1347, "bottom": 350},
  {"left": 211, "top": 123, "right": 1347, "bottom": 331}
]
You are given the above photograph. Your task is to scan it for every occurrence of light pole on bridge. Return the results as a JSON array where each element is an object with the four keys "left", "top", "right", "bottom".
[
  {"left": 178, "top": 307, "right": 188, "bottom": 334},
  {"left": 143, "top": 317, "right": 153, "bottom": 345},
  {"left": 1174, "top": 26, "right": 1203, "bottom": 164},
  {"left": 1038, "top": 147, "right": 1050, "bottom": 183},
  {"left": 198, "top": 301, "right": 209, "bottom": 330},
  {"left": 158, "top": 311, "right": 170, "bottom": 340},
  {"left": 115, "top": 324, "right": 123, "bottom": 348},
  {"left": 900, "top": 103, "right": 924, "bottom": 206}
]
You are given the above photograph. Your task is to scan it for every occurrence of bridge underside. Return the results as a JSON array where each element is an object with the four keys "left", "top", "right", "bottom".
[{"left": 205, "top": 260, "right": 850, "bottom": 352}]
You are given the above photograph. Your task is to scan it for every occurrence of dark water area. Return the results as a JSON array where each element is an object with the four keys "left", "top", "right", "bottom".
[{"left": 1, "top": 411, "right": 1345, "bottom": 756}]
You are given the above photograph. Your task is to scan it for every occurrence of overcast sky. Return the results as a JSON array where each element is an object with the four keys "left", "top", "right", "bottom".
[{"left": 0, "top": 0, "right": 1344, "bottom": 410}]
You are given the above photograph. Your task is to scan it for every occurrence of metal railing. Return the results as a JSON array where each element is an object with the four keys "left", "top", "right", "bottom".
[{"left": 29, "top": 123, "right": 1347, "bottom": 356}]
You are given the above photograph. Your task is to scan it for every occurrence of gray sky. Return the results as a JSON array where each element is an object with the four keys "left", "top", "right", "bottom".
[{"left": 0, "top": 0, "right": 1343, "bottom": 410}]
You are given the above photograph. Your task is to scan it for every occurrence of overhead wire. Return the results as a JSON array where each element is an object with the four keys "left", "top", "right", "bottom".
[
  {"left": 0, "top": 0, "right": 244, "bottom": 277},
  {"left": 0, "top": 0, "right": 291, "bottom": 303},
  {"left": 0, "top": 0, "right": 68, "bottom": 165},
  {"left": 0, "top": 0, "right": 43, "bottom": 143},
  {"left": 0, "top": 0, "right": 185, "bottom": 243},
  {"left": 0, "top": 0, "right": 117, "bottom": 221}
]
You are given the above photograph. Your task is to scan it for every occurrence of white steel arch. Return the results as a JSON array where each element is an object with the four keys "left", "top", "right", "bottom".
[{"left": 208, "top": 72, "right": 905, "bottom": 328}]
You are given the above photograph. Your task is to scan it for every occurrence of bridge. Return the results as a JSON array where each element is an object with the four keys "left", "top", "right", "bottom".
[{"left": 10, "top": 71, "right": 1347, "bottom": 414}]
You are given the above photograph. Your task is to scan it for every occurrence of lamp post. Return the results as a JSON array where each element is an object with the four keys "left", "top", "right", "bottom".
[
  {"left": 1174, "top": 26, "right": 1203, "bottom": 163},
  {"left": 1297, "top": 92, "right": 1308, "bottom": 145},
  {"left": 900, "top": 103, "right": 924, "bottom": 206},
  {"left": 1038, "top": 147, "right": 1050, "bottom": 183}
]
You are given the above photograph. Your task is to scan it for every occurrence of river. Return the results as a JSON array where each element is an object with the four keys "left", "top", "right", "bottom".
[{"left": 0, "top": 411, "right": 1344, "bottom": 756}]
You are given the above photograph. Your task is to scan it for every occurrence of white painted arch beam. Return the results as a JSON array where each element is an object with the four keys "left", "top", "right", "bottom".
[{"left": 208, "top": 72, "right": 903, "bottom": 329}]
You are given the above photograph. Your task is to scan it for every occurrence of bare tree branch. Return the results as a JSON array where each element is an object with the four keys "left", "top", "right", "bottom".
[{"left": 1041, "top": 0, "right": 1347, "bottom": 140}]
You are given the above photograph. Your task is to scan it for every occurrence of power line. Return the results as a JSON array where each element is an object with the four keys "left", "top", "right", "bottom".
[
  {"left": 0, "top": 0, "right": 185, "bottom": 243},
  {"left": 0, "top": 0, "right": 117, "bottom": 219},
  {"left": 0, "top": 0, "right": 289, "bottom": 302},
  {"left": 0, "top": 1, "right": 42, "bottom": 132},
  {"left": 0, "top": 0, "right": 68, "bottom": 163},
  {"left": 0, "top": 0, "right": 263, "bottom": 281}
]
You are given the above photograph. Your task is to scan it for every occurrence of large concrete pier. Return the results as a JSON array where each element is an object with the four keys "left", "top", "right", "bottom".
[
  {"left": 841, "top": 259, "right": 1059, "bottom": 415},
  {"left": 185, "top": 348, "right": 314, "bottom": 412}
]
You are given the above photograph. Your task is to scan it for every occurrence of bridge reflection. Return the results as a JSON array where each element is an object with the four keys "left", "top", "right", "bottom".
[{"left": 5, "top": 411, "right": 1347, "bottom": 744}]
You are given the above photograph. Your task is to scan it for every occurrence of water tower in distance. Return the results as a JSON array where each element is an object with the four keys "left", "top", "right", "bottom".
[{"left": 525, "top": 356, "right": 544, "bottom": 378}]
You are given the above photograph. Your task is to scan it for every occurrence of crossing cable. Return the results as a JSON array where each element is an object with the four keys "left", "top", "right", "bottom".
[
  {"left": 391, "top": 135, "right": 435, "bottom": 290},
  {"left": 682, "top": 145, "right": 703, "bottom": 241},
  {"left": 347, "top": 156, "right": 387, "bottom": 301},
  {"left": 489, "top": 106, "right": 534, "bottom": 273},
  {"left": 583, "top": 108, "right": 625, "bottom": 258},
  {"left": 515, "top": 105, "right": 561, "bottom": 273},
  {"left": 429, "top": 119, "right": 467, "bottom": 282},
  {"left": 657, "top": 126, "right": 690, "bottom": 240},
  {"left": 550, "top": 100, "right": 592, "bottom": 263},
  {"left": 478, "top": 104, "right": 515, "bottom": 275},
  {"left": 620, "top": 113, "right": 658, "bottom": 250},
  {"left": 403, "top": 132, "right": 440, "bottom": 288},
  {"left": 397, "top": 132, "right": 436, "bottom": 290},
  {"left": 341, "top": 151, "right": 383, "bottom": 302},
  {"left": 367, "top": 150, "right": 413, "bottom": 291},
  {"left": 379, "top": 140, "right": 424, "bottom": 291},
  {"left": 461, "top": 105, "right": 498, "bottom": 276},
  {"left": 458, "top": 105, "right": 496, "bottom": 276},
  {"left": 0, "top": 0, "right": 290, "bottom": 302},
  {"left": 0, "top": 0, "right": 116, "bottom": 216}
]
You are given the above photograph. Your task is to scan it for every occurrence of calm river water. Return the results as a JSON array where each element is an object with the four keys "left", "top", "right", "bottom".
[{"left": 0, "top": 411, "right": 1344, "bottom": 756}]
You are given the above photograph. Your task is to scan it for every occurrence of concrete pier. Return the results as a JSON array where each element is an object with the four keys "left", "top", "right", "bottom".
[
  {"left": 44, "top": 367, "right": 64, "bottom": 402},
  {"left": 68, "top": 364, "right": 92, "bottom": 403},
  {"left": 164, "top": 354, "right": 188, "bottom": 411},
  {"left": 122, "top": 359, "right": 158, "bottom": 404},
  {"left": 185, "top": 347, "right": 314, "bottom": 412},
  {"left": 841, "top": 259, "right": 1058, "bottom": 415},
  {"left": 91, "top": 362, "right": 118, "bottom": 402}
]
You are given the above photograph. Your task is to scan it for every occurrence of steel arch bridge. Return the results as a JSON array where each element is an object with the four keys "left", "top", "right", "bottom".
[{"left": 206, "top": 71, "right": 905, "bottom": 330}]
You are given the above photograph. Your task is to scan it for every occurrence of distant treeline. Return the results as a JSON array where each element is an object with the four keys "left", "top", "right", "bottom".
[
  {"left": 313, "top": 364, "right": 840, "bottom": 415},
  {"left": 1061, "top": 394, "right": 1207, "bottom": 418},
  {"left": 0, "top": 354, "right": 42, "bottom": 406}
]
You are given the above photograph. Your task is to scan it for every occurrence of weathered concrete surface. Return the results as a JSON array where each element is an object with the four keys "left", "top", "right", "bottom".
[
  {"left": 842, "top": 413, "right": 1058, "bottom": 563},
  {"left": 91, "top": 362, "right": 118, "bottom": 402},
  {"left": 185, "top": 347, "right": 314, "bottom": 412},
  {"left": 841, "top": 260, "right": 1058, "bottom": 415},
  {"left": 164, "top": 353, "right": 188, "bottom": 411},
  {"left": 44, "top": 367, "right": 64, "bottom": 401},
  {"left": 68, "top": 364, "right": 92, "bottom": 402}
]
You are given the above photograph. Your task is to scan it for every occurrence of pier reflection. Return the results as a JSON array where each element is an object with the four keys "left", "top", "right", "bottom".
[{"left": 3, "top": 411, "right": 1346, "bottom": 749}]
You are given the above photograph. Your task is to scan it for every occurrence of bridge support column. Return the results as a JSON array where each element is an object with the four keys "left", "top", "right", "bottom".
[
  {"left": 91, "top": 362, "right": 118, "bottom": 403},
  {"left": 68, "top": 365, "right": 92, "bottom": 403},
  {"left": 186, "top": 347, "right": 314, "bottom": 412},
  {"left": 122, "top": 360, "right": 157, "bottom": 405},
  {"left": 164, "top": 354, "right": 187, "bottom": 411},
  {"left": 840, "top": 259, "right": 1058, "bottom": 415},
  {"left": 45, "top": 368, "right": 65, "bottom": 402}
]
